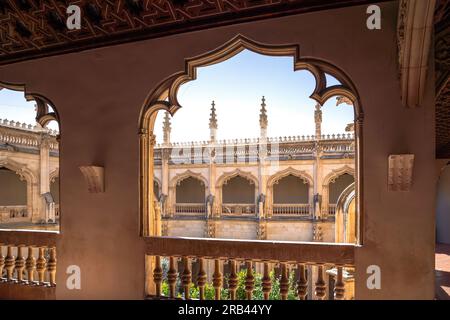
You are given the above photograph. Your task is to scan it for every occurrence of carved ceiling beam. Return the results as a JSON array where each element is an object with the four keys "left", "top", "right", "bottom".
[{"left": 397, "top": 0, "right": 436, "bottom": 108}]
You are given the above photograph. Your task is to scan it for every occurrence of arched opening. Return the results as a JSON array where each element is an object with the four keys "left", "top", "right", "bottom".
[
  {"left": 328, "top": 173, "right": 355, "bottom": 215},
  {"left": 272, "top": 174, "right": 309, "bottom": 215},
  {"left": 139, "top": 35, "right": 362, "bottom": 243},
  {"left": 222, "top": 175, "right": 256, "bottom": 215},
  {"left": 174, "top": 176, "right": 206, "bottom": 215},
  {"left": 0, "top": 85, "right": 60, "bottom": 230},
  {"left": 0, "top": 167, "right": 27, "bottom": 220}
]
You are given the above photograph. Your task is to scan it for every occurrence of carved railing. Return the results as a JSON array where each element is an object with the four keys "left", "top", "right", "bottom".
[
  {"left": 271, "top": 204, "right": 311, "bottom": 216},
  {"left": 0, "top": 206, "right": 28, "bottom": 222},
  {"left": 0, "top": 230, "right": 57, "bottom": 287},
  {"left": 327, "top": 204, "right": 337, "bottom": 216},
  {"left": 222, "top": 204, "right": 256, "bottom": 215},
  {"left": 145, "top": 237, "right": 355, "bottom": 300},
  {"left": 174, "top": 203, "right": 206, "bottom": 215}
]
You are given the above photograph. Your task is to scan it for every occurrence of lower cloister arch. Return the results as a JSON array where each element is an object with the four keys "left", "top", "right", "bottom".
[
  {"left": 266, "top": 167, "right": 313, "bottom": 217},
  {"left": 0, "top": 157, "right": 38, "bottom": 223},
  {"left": 167, "top": 170, "right": 208, "bottom": 216},
  {"left": 322, "top": 165, "right": 355, "bottom": 216},
  {"left": 215, "top": 169, "right": 259, "bottom": 216}
]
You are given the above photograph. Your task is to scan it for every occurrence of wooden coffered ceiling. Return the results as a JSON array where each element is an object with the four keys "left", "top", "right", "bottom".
[
  {"left": 0, "top": 0, "right": 448, "bottom": 158},
  {"left": 435, "top": 0, "right": 450, "bottom": 159},
  {"left": 0, "top": 0, "right": 391, "bottom": 65}
]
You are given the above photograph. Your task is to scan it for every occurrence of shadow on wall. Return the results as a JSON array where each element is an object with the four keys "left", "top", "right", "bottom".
[{"left": 437, "top": 164, "right": 450, "bottom": 244}]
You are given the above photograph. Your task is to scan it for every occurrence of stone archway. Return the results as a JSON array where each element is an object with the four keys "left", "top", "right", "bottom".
[
  {"left": 0, "top": 157, "right": 39, "bottom": 223},
  {"left": 322, "top": 166, "right": 355, "bottom": 216}
]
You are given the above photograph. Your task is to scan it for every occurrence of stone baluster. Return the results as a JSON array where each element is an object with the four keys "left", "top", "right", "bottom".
[
  {"left": 168, "top": 257, "right": 178, "bottom": 299},
  {"left": 262, "top": 262, "right": 272, "bottom": 300},
  {"left": 36, "top": 247, "right": 47, "bottom": 285},
  {"left": 25, "top": 247, "right": 36, "bottom": 283},
  {"left": 181, "top": 257, "right": 191, "bottom": 300},
  {"left": 0, "top": 244, "right": 5, "bottom": 280},
  {"left": 297, "top": 263, "right": 308, "bottom": 300},
  {"left": 334, "top": 265, "right": 345, "bottom": 300},
  {"left": 15, "top": 245, "right": 26, "bottom": 283},
  {"left": 212, "top": 259, "right": 223, "bottom": 300},
  {"left": 153, "top": 256, "right": 163, "bottom": 297},
  {"left": 228, "top": 260, "right": 238, "bottom": 300},
  {"left": 315, "top": 264, "right": 326, "bottom": 300},
  {"left": 197, "top": 258, "right": 207, "bottom": 300},
  {"left": 280, "top": 263, "right": 289, "bottom": 300},
  {"left": 245, "top": 261, "right": 255, "bottom": 300},
  {"left": 5, "top": 246, "right": 15, "bottom": 281},
  {"left": 47, "top": 247, "right": 57, "bottom": 286}
]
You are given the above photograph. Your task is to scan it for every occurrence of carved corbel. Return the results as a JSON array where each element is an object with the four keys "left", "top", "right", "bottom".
[{"left": 79, "top": 166, "right": 105, "bottom": 193}]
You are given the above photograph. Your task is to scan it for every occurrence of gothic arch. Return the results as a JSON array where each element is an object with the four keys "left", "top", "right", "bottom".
[
  {"left": 0, "top": 157, "right": 37, "bottom": 185},
  {"left": 0, "top": 81, "right": 60, "bottom": 128},
  {"left": 266, "top": 167, "right": 313, "bottom": 215},
  {"left": 322, "top": 165, "right": 355, "bottom": 216},
  {"left": 323, "top": 165, "right": 355, "bottom": 187},
  {"left": 0, "top": 157, "right": 38, "bottom": 222},
  {"left": 49, "top": 168, "right": 59, "bottom": 183},
  {"left": 267, "top": 167, "right": 313, "bottom": 187},
  {"left": 138, "top": 35, "right": 364, "bottom": 241},
  {"left": 216, "top": 168, "right": 258, "bottom": 189},
  {"left": 169, "top": 170, "right": 209, "bottom": 190}
]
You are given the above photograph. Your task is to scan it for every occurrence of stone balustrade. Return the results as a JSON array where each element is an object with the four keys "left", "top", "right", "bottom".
[
  {"left": 145, "top": 237, "right": 355, "bottom": 300},
  {"left": 222, "top": 204, "right": 256, "bottom": 215},
  {"left": 0, "top": 231, "right": 57, "bottom": 287},
  {"left": 327, "top": 204, "right": 337, "bottom": 216},
  {"left": 271, "top": 204, "right": 311, "bottom": 216},
  {"left": 173, "top": 203, "right": 206, "bottom": 215},
  {"left": 0, "top": 206, "right": 28, "bottom": 222}
]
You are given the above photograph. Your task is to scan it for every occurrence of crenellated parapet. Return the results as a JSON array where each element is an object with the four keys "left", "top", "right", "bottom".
[
  {"left": 0, "top": 119, "right": 59, "bottom": 152},
  {"left": 154, "top": 133, "right": 354, "bottom": 165}
]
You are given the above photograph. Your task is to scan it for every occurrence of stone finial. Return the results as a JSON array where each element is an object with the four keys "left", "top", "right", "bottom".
[
  {"left": 209, "top": 101, "right": 218, "bottom": 130},
  {"left": 163, "top": 111, "right": 171, "bottom": 144},
  {"left": 209, "top": 101, "right": 218, "bottom": 141},
  {"left": 259, "top": 96, "right": 268, "bottom": 130}
]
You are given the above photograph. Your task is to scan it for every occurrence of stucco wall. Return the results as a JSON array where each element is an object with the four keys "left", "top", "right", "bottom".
[{"left": 0, "top": 1, "right": 436, "bottom": 299}]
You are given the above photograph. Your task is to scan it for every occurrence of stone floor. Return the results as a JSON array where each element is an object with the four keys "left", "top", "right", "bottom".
[{"left": 436, "top": 243, "right": 450, "bottom": 300}]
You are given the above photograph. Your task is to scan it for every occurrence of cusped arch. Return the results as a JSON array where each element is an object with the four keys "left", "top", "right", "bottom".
[
  {"left": 323, "top": 165, "right": 355, "bottom": 187},
  {"left": 139, "top": 34, "right": 363, "bottom": 132},
  {"left": 216, "top": 169, "right": 258, "bottom": 189},
  {"left": 49, "top": 168, "right": 59, "bottom": 183},
  {"left": 0, "top": 81, "right": 60, "bottom": 128},
  {"left": 267, "top": 167, "right": 313, "bottom": 187},
  {"left": 0, "top": 157, "right": 37, "bottom": 184},
  {"left": 170, "top": 170, "right": 209, "bottom": 189}
]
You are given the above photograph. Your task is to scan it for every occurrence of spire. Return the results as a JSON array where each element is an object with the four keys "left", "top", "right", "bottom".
[
  {"left": 314, "top": 103, "right": 322, "bottom": 139},
  {"left": 259, "top": 96, "right": 268, "bottom": 138},
  {"left": 209, "top": 101, "right": 218, "bottom": 141},
  {"left": 163, "top": 111, "right": 171, "bottom": 144}
]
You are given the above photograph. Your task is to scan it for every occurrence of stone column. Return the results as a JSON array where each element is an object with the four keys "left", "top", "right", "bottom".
[{"left": 39, "top": 133, "right": 51, "bottom": 222}]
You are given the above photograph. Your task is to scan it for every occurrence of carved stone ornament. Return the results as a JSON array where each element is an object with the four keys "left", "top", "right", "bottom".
[
  {"left": 388, "top": 154, "right": 415, "bottom": 191},
  {"left": 79, "top": 166, "right": 105, "bottom": 193}
]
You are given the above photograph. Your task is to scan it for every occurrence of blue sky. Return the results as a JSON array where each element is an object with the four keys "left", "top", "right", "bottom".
[
  {"left": 0, "top": 49, "right": 353, "bottom": 139},
  {"left": 154, "top": 49, "right": 354, "bottom": 143}
]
